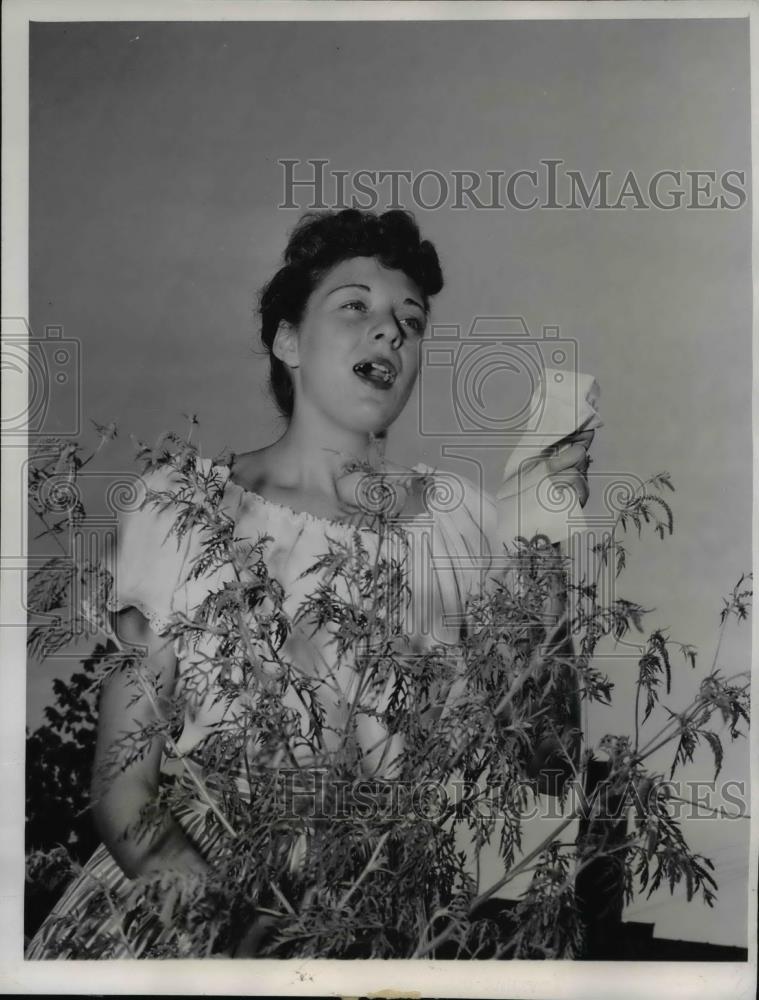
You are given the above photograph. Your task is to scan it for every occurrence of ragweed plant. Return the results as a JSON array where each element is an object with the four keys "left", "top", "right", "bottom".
[{"left": 25, "top": 421, "right": 751, "bottom": 959}]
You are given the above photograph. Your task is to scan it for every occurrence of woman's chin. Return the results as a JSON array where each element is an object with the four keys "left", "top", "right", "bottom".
[{"left": 344, "top": 401, "right": 402, "bottom": 436}]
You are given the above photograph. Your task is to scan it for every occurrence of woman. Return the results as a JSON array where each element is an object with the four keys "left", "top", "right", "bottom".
[{"left": 26, "top": 209, "right": 593, "bottom": 959}]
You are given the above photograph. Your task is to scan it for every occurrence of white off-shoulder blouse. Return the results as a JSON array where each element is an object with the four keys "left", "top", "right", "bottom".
[{"left": 99, "top": 456, "right": 506, "bottom": 763}]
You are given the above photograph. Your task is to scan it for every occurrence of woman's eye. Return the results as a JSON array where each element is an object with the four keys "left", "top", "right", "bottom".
[
  {"left": 401, "top": 315, "right": 425, "bottom": 335},
  {"left": 343, "top": 300, "right": 367, "bottom": 313}
]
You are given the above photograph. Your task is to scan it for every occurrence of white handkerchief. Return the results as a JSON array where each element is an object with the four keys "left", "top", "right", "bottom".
[{"left": 496, "top": 368, "right": 601, "bottom": 547}]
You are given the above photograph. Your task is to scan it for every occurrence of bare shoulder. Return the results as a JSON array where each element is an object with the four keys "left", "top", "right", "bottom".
[{"left": 227, "top": 447, "right": 272, "bottom": 493}]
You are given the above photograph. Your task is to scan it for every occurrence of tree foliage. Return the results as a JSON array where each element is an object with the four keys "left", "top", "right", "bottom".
[{"left": 25, "top": 426, "right": 751, "bottom": 958}]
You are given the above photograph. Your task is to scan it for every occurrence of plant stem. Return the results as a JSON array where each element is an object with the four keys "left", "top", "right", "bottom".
[
  {"left": 412, "top": 813, "right": 577, "bottom": 958},
  {"left": 337, "top": 830, "right": 390, "bottom": 910},
  {"left": 129, "top": 663, "right": 238, "bottom": 839}
]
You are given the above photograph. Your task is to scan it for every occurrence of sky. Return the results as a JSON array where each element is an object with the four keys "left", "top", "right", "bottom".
[{"left": 22, "top": 16, "right": 752, "bottom": 947}]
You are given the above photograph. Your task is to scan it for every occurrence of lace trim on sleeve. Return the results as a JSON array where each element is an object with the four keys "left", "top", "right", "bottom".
[
  {"left": 104, "top": 594, "right": 174, "bottom": 635},
  {"left": 80, "top": 591, "right": 175, "bottom": 637}
]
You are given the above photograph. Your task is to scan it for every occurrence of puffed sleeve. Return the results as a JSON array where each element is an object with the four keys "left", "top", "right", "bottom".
[{"left": 90, "top": 462, "right": 204, "bottom": 636}]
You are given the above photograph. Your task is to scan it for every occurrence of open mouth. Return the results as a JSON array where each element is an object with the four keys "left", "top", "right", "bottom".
[{"left": 352, "top": 359, "right": 397, "bottom": 390}]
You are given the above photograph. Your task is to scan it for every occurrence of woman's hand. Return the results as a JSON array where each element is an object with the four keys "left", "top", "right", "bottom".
[{"left": 544, "top": 427, "right": 595, "bottom": 509}]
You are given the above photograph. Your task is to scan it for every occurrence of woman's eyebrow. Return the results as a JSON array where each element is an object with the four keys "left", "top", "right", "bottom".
[
  {"left": 326, "top": 282, "right": 371, "bottom": 297},
  {"left": 326, "top": 283, "right": 425, "bottom": 313}
]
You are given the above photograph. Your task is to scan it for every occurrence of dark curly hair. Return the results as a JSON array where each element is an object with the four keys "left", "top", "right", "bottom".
[{"left": 258, "top": 208, "right": 444, "bottom": 420}]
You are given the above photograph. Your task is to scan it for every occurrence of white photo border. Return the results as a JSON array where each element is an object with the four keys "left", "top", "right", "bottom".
[{"left": 2, "top": 1, "right": 756, "bottom": 996}]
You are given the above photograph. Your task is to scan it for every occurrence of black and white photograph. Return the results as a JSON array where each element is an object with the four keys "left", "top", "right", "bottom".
[{"left": 1, "top": 1, "right": 756, "bottom": 996}]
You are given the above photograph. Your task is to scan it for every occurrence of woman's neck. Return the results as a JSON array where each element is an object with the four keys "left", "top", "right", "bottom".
[{"left": 264, "top": 414, "right": 385, "bottom": 499}]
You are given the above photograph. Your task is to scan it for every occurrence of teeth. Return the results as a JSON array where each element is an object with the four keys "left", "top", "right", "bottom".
[
  {"left": 371, "top": 362, "right": 393, "bottom": 382},
  {"left": 354, "top": 361, "right": 395, "bottom": 384}
]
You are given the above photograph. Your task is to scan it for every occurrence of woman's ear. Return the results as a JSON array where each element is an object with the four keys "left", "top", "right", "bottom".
[{"left": 272, "top": 320, "right": 300, "bottom": 369}]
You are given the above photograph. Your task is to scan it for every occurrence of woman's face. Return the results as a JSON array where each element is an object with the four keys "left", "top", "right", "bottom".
[{"left": 275, "top": 256, "right": 428, "bottom": 435}]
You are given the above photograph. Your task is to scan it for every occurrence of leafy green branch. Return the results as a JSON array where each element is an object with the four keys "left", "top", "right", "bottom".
[{"left": 25, "top": 426, "right": 751, "bottom": 959}]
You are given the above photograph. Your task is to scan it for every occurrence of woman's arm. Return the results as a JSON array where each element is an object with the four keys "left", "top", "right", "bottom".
[{"left": 91, "top": 606, "right": 209, "bottom": 879}]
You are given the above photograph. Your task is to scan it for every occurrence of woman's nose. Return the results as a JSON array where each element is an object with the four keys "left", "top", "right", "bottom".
[{"left": 371, "top": 314, "right": 403, "bottom": 348}]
